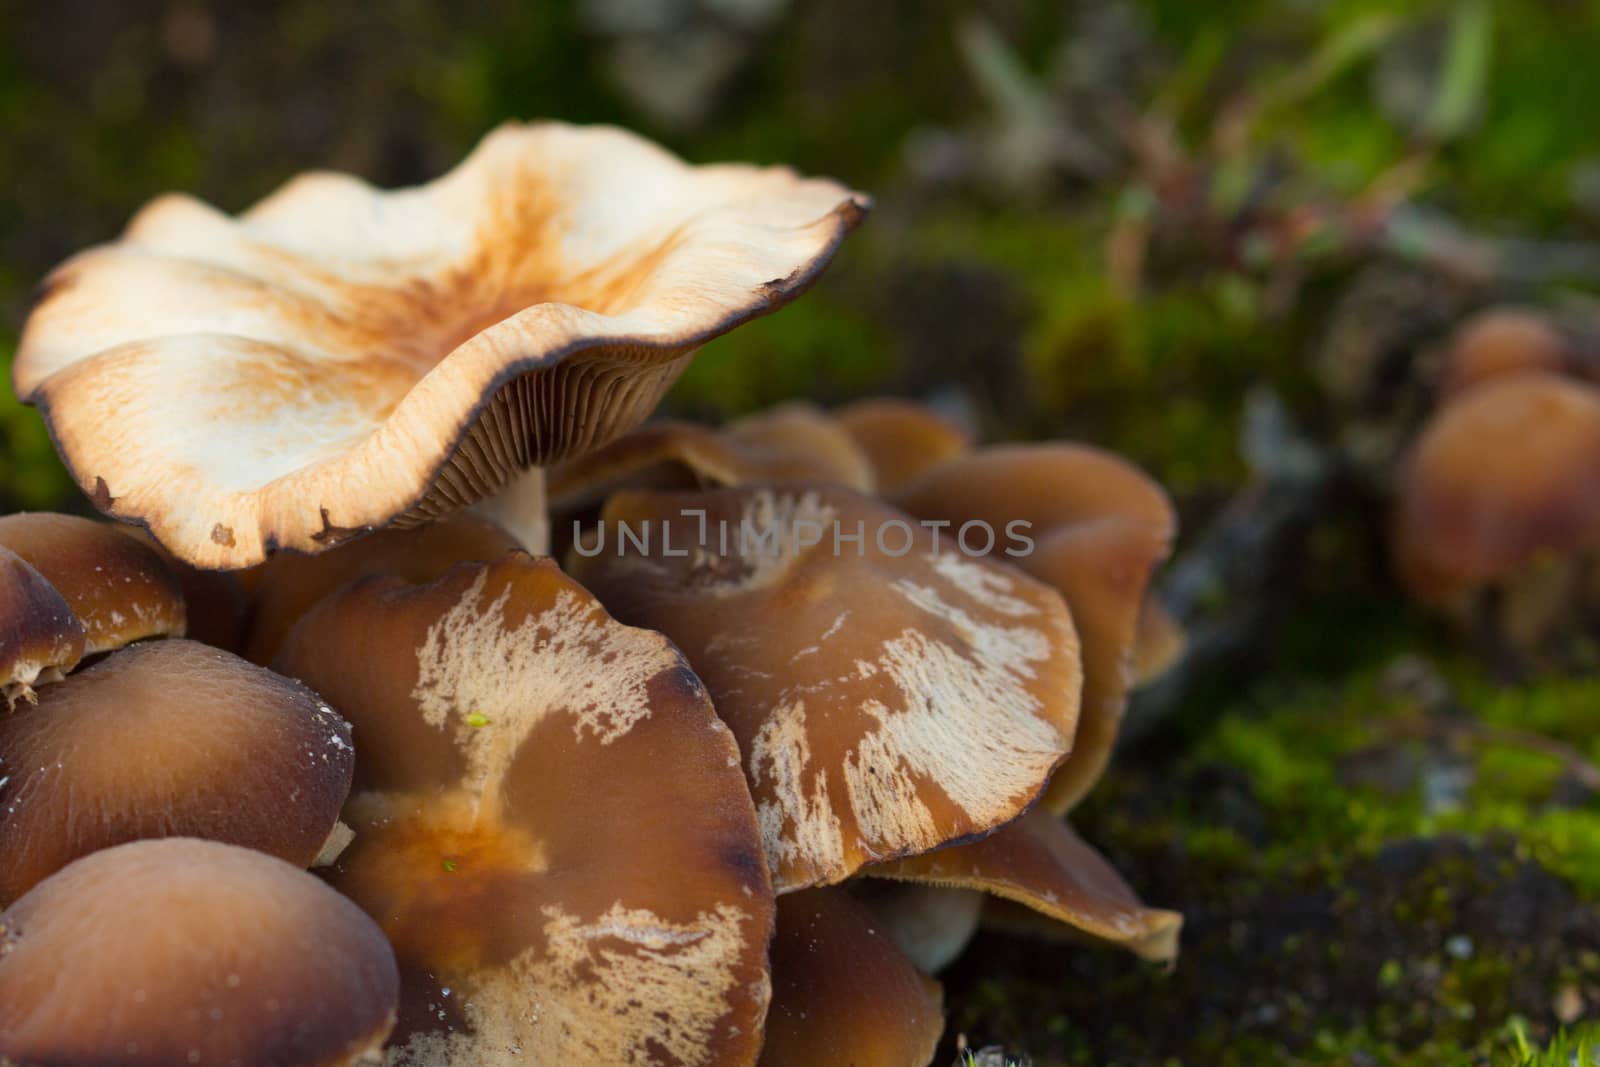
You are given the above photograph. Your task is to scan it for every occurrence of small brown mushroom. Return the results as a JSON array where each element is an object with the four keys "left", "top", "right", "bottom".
[
  {"left": 16, "top": 123, "right": 867, "bottom": 568},
  {"left": 124, "top": 526, "right": 251, "bottom": 652},
  {"left": 0, "top": 639, "right": 353, "bottom": 904},
  {"left": 869, "top": 807, "right": 1181, "bottom": 964},
  {"left": 0, "top": 546, "right": 85, "bottom": 707},
  {"left": 242, "top": 511, "right": 520, "bottom": 665},
  {"left": 891, "top": 445, "right": 1175, "bottom": 812},
  {"left": 0, "top": 512, "right": 185, "bottom": 654},
  {"left": 0, "top": 838, "right": 398, "bottom": 1067},
  {"left": 833, "top": 396, "right": 972, "bottom": 491},
  {"left": 758, "top": 888, "right": 944, "bottom": 1067},
  {"left": 567, "top": 484, "right": 1082, "bottom": 891},
  {"left": 272, "top": 554, "right": 774, "bottom": 1065},
  {"left": 1393, "top": 373, "right": 1600, "bottom": 643},
  {"left": 721, "top": 403, "right": 875, "bottom": 490},
  {"left": 1439, "top": 307, "right": 1572, "bottom": 398}
]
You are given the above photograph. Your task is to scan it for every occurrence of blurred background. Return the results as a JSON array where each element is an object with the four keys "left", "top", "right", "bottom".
[{"left": 4, "top": 1, "right": 1600, "bottom": 1063}]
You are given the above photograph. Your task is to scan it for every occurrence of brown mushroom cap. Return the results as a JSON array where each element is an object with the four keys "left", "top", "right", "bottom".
[
  {"left": 0, "top": 639, "right": 353, "bottom": 905},
  {"left": 721, "top": 403, "right": 875, "bottom": 490},
  {"left": 0, "top": 838, "right": 398, "bottom": 1067},
  {"left": 1440, "top": 307, "right": 1572, "bottom": 398},
  {"left": 0, "top": 512, "right": 185, "bottom": 654},
  {"left": 833, "top": 397, "right": 972, "bottom": 491},
  {"left": 891, "top": 445, "right": 1175, "bottom": 812},
  {"left": 0, "top": 545, "right": 85, "bottom": 707},
  {"left": 243, "top": 511, "right": 520, "bottom": 665},
  {"left": 868, "top": 807, "right": 1182, "bottom": 964},
  {"left": 271, "top": 554, "right": 773, "bottom": 1065},
  {"left": 124, "top": 526, "right": 250, "bottom": 652},
  {"left": 15, "top": 122, "right": 868, "bottom": 569},
  {"left": 567, "top": 484, "right": 1082, "bottom": 891},
  {"left": 1394, "top": 373, "right": 1600, "bottom": 601},
  {"left": 758, "top": 888, "right": 944, "bottom": 1067},
  {"left": 1132, "top": 593, "right": 1187, "bottom": 687}
]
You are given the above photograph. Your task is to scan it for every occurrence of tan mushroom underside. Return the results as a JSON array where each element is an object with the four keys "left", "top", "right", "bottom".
[{"left": 16, "top": 122, "right": 867, "bottom": 568}]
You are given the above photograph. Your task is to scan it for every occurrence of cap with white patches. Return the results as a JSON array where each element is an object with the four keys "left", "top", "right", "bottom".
[
  {"left": 0, "top": 639, "right": 354, "bottom": 905},
  {"left": 15, "top": 122, "right": 868, "bottom": 569},
  {"left": 567, "top": 484, "right": 1083, "bottom": 892},
  {"left": 271, "top": 553, "right": 774, "bottom": 1066},
  {"left": 890, "top": 444, "right": 1176, "bottom": 813}
]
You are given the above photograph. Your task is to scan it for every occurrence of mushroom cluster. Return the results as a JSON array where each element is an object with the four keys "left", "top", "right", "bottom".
[
  {"left": 6, "top": 122, "right": 1179, "bottom": 1065},
  {"left": 1393, "top": 307, "right": 1600, "bottom": 657}
]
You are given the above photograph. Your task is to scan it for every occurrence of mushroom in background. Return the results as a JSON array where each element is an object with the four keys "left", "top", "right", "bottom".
[
  {"left": 1393, "top": 370, "right": 1600, "bottom": 655},
  {"left": 0, "top": 639, "right": 355, "bottom": 905},
  {"left": 833, "top": 396, "right": 973, "bottom": 491},
  {"left": 13, "top": 122, "right": 866, "bottom": 568},
  {"left": 271, "top": 553, "right": 774, "bottom": 1065},
  {"left": 0, "top": 838, "right": 399, "bottom": 1067},
  {"left": 1436, "top": 306, "right": 1577, "bottom": 399}
]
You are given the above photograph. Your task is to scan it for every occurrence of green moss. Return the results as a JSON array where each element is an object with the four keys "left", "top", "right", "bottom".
[{"left": 0, "top": 343, "right": 74, "bottom": 512}]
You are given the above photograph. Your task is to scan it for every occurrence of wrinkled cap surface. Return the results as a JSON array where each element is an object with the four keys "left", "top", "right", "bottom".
[
  {"left": 891, "top": 445, "right": 1175, "bottom": 812},
  {"left": 869, "top": 807, "right": 1182, "bottom": 963},
  {"left": 16, "top": 122, "right": 868, "bottom": 568},
  {"left": 0, "top": 639, "right": 354, "bottom": 905},
  {"left": 271, "top": 554, "right": 774, "bottom": 1066},
  {"left": 567, "top": 484, "right": 1082, "bottom": 891},
  {"left": 0, "top": 545, "right": 84, "bottom": 706},
  {"left": 0, "top": 512, "right": 185, "bottom": 654},
  {"left": 0, "top": 838, "right": 398, "bottom": 1067},
  {"left": 1395, "top": 374, "right": 1600, "bottom": 599},
  {"left": 758, "top": 888, "right": 944, "bottom": 1067}
]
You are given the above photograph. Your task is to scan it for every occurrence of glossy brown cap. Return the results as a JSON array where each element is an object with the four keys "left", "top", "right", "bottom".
[
  {"left": 1439, "top": 307, "right": 1571, "bottom": 399},
  {"left": 722, "top": 403, "right": 875, "bottom": 490},
  {"left": 892, "top": 445, "right": 1175, "bottom": 812},
  {"left": 869, "top": 807, "right": 1182, "bottom": 963},
  {"left": 124, "top": 526, "right": 250, "bottom": 652},
  {"left": 272, "top": 554, "right": 774, "bottom": 1065},
  {"left": 16, "top": 123, "right": 868, "bottom": 569},
  {"left": 567, "top": 484, "right": 1082, "bottom": 891},
  {"left": 0, "top": 639, "right": 353, "bottom": 905},
  {"left": 0, "top": 512, "right": 185, "bottom": 654},
  {"left": 243, "top": 511, "right": 520, "bottom": 665},
  {"left": 0, "top": 838, "right": 398, "bottom": 1067},
  {"left": 833, "top": 397, "right": 972, "bottom": 491},
  {"left": 0, "top": 546, "right": 85, "bottom": 707},
  {"left": 758, "top": 888, "right": 944, "bottom": 1067},
  {"left": 1394, "top": 374, "right": 1600, "bottom": 601}
]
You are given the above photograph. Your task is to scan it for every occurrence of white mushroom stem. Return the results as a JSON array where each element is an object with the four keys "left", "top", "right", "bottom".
[
  {"left": 474, "top": 466, "right": 550, "bottom": 557},
  {"left": 312, "top": 820, "right": 356, "bottom": 868}
]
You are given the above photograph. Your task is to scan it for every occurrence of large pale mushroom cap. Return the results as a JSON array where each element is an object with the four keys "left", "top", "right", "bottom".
[
  {"left": 271, "top": 554, "right": 773, "bottom": 1066},
  {"left": 567, "top": 484, "right": 1082, "bottom": 891},
  {"left": 15, "top": 122, "right": 867, "bottom": 569}
]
